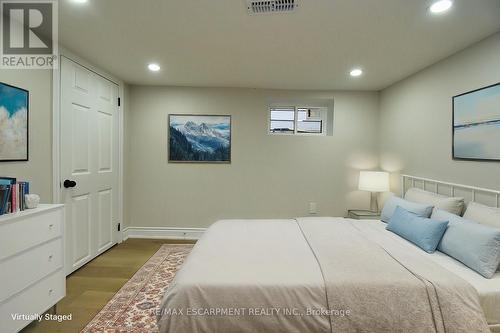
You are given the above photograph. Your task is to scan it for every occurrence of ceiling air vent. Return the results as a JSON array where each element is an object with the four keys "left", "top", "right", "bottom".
[{"left": 246, "top": 0, "right": 298, "bottom": 15}]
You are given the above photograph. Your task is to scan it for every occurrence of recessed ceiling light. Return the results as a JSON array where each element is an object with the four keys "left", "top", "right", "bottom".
[
  {"left": 350, "top": 68, "right": 363, "bottom": 77},
  {"left": 71, "top": 0, "right": 88, "bottom": 3},
  {"left": 429, "top": 0, "right": 453, "bottom": 14},
  {"left": 148, "top": 63, "right": 161, "bottom": 72}
]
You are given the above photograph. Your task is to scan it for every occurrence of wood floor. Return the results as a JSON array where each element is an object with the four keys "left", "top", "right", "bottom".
[{"left": 22, "top": 238, "right": 195, "bottom": 333}]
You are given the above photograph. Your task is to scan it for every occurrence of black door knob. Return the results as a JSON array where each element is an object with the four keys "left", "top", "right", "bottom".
[{"left": 63, "top": 180, "right": 77, "bottom": 188}]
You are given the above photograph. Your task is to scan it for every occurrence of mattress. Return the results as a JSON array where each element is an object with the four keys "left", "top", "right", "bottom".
[
  {"left": 158, "top": 217, "right": 489, "bottom": 333},
  {"left": 367, "top": 219, "right": 500, "bottom": 328}
]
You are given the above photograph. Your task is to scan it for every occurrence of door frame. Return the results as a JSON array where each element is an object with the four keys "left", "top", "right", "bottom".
[{"left": 52, "top": 46, "right": 125, "bottom": 243}]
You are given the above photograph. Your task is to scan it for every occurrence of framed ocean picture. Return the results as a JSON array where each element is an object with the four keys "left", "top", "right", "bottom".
[
  {"left": 453, "top": 82, "right": 500, "bottom": 161},
  {"left": 168, "top": 114, "right": 231, "bottom": 163},
  {"left": 0, "top": 82, "right": 29, "bottom": 162}
]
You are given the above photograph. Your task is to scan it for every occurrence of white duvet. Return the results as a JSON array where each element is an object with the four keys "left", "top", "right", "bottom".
[{"left": 157, "top": 217, "right": 490, "bottom": 333}]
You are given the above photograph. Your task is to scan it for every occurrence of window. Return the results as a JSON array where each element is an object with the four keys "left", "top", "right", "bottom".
[
  {"left": 269, "top": 106, "right": 327, "bottom": 135},
  {"left": 297, "top": 108, "right": 323, "bottom": 134},
  {"left": 269, "top": 107, "right": 295, "bottom": 133}
]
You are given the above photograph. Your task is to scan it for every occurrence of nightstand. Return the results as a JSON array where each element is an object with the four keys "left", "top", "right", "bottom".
[{"left": 347, "top": 210, "right": 381, "bottom": 220}]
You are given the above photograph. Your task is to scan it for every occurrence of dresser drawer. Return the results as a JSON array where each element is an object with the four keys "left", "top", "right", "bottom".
[
  {"left": 0, "top": 269, "right": 65, "bottom": 333},
  {"left": 0, "top": 208, "right": 63, "bottom": 261},
  {"left": 0, "top": 238, "right": 63, "bottom": 303}
]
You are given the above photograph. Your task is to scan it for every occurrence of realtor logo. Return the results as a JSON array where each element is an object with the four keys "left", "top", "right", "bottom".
[{"left": 0, "top": 0, "right": 58, "bottom": 68}]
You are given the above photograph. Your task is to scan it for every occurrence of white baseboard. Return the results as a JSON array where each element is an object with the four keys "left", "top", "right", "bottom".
[{"left": 123, "top": 226, "right": 206, "bottom": 241}]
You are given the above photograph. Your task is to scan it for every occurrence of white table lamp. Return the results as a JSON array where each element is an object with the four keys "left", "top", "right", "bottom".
[{"left": 358, "top": 171, "right": 390, "bottom": 212}]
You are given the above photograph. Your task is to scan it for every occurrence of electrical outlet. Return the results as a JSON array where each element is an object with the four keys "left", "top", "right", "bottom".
[{"left": 309, "top": 202, "right": 317, "bottom": 215}]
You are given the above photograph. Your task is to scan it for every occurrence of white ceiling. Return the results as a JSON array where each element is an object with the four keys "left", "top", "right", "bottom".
[{"left": 59, "top": 0, "right": 500, "bottom": 90}]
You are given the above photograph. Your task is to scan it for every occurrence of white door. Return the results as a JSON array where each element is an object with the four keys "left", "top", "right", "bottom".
[{"left": 60, "top": 57, "right": 119, "bottom": 275}]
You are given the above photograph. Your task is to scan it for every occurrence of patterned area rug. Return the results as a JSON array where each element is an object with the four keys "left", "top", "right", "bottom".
[{"left": 82, "top": 244, "right": 193, "bottom": 333}]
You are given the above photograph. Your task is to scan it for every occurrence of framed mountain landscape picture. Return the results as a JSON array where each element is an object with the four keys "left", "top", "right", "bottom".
[
  {"left": 168, "top": 114, "right": 231, "bottom": 163},
  {"left": 0, "top": 82, "right": 29, "bottom": 162},
  {"left": 453, "top": 82, "right": 500, "bottom": 161}
]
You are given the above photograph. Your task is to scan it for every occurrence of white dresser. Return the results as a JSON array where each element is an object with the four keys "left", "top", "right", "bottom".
[{"left": 0, "top": 204, "right": 66, "bottom": 333}]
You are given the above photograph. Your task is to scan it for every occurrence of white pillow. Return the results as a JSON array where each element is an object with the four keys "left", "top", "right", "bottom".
[
  {"left": 464, "top": 202, "right": 500, "bottom": 229},
  {"left": 404, "top": 188, "right": 464, "bottom": 216},
  {"left": 380, "top": 196, "right": 433, "bottom": 223}
]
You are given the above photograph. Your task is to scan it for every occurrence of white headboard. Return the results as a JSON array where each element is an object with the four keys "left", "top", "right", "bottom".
[{"left": 401, "top": 174, "right": 500, "bottom": 208}]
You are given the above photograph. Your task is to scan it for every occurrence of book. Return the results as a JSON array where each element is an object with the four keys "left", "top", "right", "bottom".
[
  {"left": 19, "top": 181, "right": 30, "bottom": 211},
  {"left": 11, "top": 183, "right": 17, "bottom": 213},
  {"left": 0, "top": 185, "right": 7, "bottom": 215},
  {"left": 0, "top": 185, "right": 11, "bottom": 215},
  {"left": 0, "top": 178, "right": 29, "bottom": 214},
  {"left": 19, "top": 182, "right": 23, "bottom": 211},
  {"left": 0, "top": 177, "right": 16, "bottom": 186},
  {"left": 0, "top": 178, "right": 15, "bottom": 214}
]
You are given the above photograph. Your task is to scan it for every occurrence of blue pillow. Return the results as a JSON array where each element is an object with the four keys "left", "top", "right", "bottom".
[
  {"left": 386, "top": 206, "right": 448, "bottom": 253},
  {"left": 380, "top": 196, "right": 433, "bottom": 223},
  {"left": 432, "top": 209, "right": 500, "bottom": 279}
]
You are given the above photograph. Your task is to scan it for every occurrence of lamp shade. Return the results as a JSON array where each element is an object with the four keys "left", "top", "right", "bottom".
[{"left": 358, "top": 171, "right": 390, "bottom": 192}]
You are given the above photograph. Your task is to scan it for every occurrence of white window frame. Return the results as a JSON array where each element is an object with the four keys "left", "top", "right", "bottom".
[
  {"left": 268, "top": 106, "right": 327, "bottom": 136},
  {"left": 268, "top": 106, "right": 296, "bottom": 135}
]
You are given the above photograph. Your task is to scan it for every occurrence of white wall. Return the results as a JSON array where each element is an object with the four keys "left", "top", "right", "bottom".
[
  {"left": 125, "top": 87, "right": 380, "bottom": 228},
  {"left": 0, "top": 70, "right": 53, "bottom": 202},
  {"left": 380, "top": 32, "right": 500, "bottom": 193},
  {"left": 4, "top": 32, "right": 497, "bottom": 229}
]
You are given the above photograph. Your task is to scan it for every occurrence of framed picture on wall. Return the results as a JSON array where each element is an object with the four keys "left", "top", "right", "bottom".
[
  {"left": 453, "top": 82, "right": 500, "bottom": 161},
  {"left": 0, "top": 82, "right": 29, "bottom": 162},
  {"left": 168, "top": 114, "right": 231, "bottom": 163}
]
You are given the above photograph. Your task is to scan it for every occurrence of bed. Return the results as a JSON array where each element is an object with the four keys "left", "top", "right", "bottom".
[{"left": 158, "top": 176, "right": 500, "bottom": 333}]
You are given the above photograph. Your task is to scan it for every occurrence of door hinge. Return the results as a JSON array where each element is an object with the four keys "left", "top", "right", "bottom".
[
  {"left": 118, "top": 97, "right": 121, "bottom": 107},
  {"left": 117, "top": 223, "right": 121, "bottom": 232}
]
